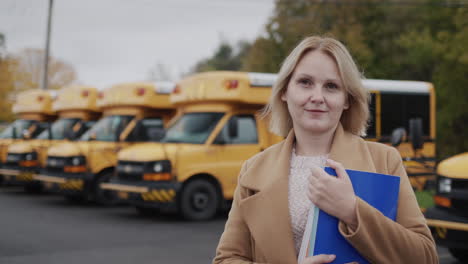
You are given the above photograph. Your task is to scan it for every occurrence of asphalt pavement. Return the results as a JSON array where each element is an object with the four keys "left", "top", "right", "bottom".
[{"left": 0, "top": 186, "right": 462, "bottom": 264}]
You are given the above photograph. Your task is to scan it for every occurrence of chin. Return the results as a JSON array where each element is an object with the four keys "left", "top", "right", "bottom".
[{"left": 301, "top": 121, "right": 336, "bottom": 135}]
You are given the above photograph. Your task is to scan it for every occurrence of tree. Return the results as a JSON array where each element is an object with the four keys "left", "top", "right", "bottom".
[
  {"left": 11, "top": 48, "right": 77, "bottom": 91},
  {"left": 0, "top": 34, "right": 16, "bottom": 122},
  {"left": 191, "top": 40, "right": 251, "bottom": 73},
  {"left": 241, "top": 0, "right": 468, "bottom": 158}
]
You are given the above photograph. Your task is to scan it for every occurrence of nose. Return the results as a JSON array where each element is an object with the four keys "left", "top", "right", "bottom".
[{"left": 309, "top": 86, "right": 324, "bottom": 104}]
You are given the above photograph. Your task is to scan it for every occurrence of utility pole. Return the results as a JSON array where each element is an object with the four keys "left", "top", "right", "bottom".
[{"left": 42, "top": 0, "right": 54, "bottom": 90}]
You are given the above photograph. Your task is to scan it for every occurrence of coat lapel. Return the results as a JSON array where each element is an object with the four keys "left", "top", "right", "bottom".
[
  {"left": 237, "top": 124, "right": 376, "bottom": 263},
  {"left": 240, "top": 131, "right": 297, "bottom": 263}
]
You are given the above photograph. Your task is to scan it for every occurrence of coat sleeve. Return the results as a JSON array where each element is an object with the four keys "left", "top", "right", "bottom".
[
  {"left": 338, "top": 147, "right": 438, "bottom": 264},
  {"left": 213, "top": 161, "right": 266, "bottom": 264}
]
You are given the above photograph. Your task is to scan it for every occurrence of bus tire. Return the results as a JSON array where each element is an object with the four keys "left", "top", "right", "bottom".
[
  {"left": 179, "top": 179, "right": 219, "bottom": 221},
  {"left": 93, "top": 171, "right": 118, "bottom": 206},
  {"left": 449, "top": 248, "right": 468, "bottom": 263}
]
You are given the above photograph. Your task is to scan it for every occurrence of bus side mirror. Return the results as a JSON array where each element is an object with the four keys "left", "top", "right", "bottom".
[
  {"left": 409, "top": 118, "right": 424, "bottom": 150},
  {"left": 228, "top": 117, "right": 238, "bottom": 139},
  {"left": 391, "top": 128, "right": 406, "bottom": 147}
]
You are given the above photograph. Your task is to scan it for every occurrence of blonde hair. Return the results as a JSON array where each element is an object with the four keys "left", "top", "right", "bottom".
[{"left": 263, "top": 36, "right": 369, "bottom": 137}]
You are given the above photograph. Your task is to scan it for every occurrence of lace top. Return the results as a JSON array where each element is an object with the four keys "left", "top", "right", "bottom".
[{"left": 288, "top": 148, "right": 328, "bottom": 255}]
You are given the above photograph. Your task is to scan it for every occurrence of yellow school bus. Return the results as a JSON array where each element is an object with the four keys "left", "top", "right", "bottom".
[
  {"left": 103, "top": 76, "right": 436, "bottom": 221},
  {"left": 0, "top": 86, "right": 101, "bottom": 192},
  {"left": 101, "top": 71, "right": 282, "bottom": 220},
  {"left": 425, "top": 153, "right": 468, "bottom": 263},
  {"left": 34, "top": 82, "right": 176, "bottom": 204},
  {"left": 0, "top": 90, "right": 56, "bottom": 182},
  {"left": 363, "top": 80, "right": 436, "bottom": 193}
]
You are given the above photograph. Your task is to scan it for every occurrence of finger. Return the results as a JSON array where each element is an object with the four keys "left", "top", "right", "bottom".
[
  {"left": 326, "top": 159, "right": 350, "bottom": 182},
  {"left": 310, "top": 165, "right": 326, "bottom": 180},
  {"left": 303, "top": 254, "right": 336, "bottom": 264}
]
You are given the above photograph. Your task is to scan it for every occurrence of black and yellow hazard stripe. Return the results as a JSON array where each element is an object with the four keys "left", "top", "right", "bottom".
[
  {"left": 17, "top": 173, "right": 34, "bottom": 182},
  {"left": 141, "top": 189, "right": 176, "bottom": 202},
  {"left": 59, "top": 179, "right": 84, "bottom": 190}
]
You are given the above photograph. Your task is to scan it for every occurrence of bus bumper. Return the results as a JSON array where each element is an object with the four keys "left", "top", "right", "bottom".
[
  {"left": 101, "top": 180, "right": 182, "bottom": 210},
  {"left": 425, "top": 206, "right": 468, "bottom": 250},
  {"left": 0, "top": 165, "right": 37, "bottom": 185},
  {"left": 34, "top": 169, "right": 91, "bottom": 195}
]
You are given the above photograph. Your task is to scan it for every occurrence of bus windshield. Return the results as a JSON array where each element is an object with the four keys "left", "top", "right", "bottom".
[
  {"left": 161, "top": 112, "right": 224, "bottom": 144},
  {"left": 80, "top": 115, "right": 133, "bottom": 142},
  {"left": 37, "top": 118, "right": 80, "bottom": 140},
  {"left": 0, "top": 119, "right": 36, "bottom": 139}
]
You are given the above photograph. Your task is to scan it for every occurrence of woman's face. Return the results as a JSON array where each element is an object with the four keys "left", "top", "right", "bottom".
[{"left": 281, "top": 50, "right": 349, "bottom": 136}]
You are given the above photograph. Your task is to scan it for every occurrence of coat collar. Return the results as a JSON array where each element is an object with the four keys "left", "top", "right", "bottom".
[{"left": 238, "top": 123, "right": 376, "bottom": 263}]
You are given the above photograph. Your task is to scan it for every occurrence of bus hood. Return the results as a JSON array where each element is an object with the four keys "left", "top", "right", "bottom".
[
  {"left": 47, "top": 142, "right": 90, "bottom": 157},
  {"left": 118, "top": 143, "right": 179, "bottom": 162},
  {"left": 8, "top": 142, "right": 35, "bottom": 154},
  {"left": 437, "top": 152, "right": 468, "bottom": 179}
]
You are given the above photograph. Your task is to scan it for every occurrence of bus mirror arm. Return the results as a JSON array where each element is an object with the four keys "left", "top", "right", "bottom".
[{"left": 409, "top": 118, "right": 424, "bottom": 151}]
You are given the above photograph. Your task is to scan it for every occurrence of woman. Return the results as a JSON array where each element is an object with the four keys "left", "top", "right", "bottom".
[{"left": 213, "top": 36, "right": 437, "bottom": 264}]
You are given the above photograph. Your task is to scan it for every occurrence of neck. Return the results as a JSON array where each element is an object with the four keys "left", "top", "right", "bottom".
[{"left": 294, "top": 126, "right": 336, "bottom": 156}]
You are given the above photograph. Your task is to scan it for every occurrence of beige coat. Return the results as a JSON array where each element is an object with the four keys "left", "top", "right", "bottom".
[{"left": 213, "top": 124, "right": 438, "bottom": 264}]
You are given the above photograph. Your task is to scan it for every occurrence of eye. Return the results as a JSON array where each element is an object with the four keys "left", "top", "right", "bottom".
[
  {"left": 325, "top": 82, "right": 339, "bottom": 90},
  {"left": 297, "top": 78, "right": 312, "bottom": 86}
]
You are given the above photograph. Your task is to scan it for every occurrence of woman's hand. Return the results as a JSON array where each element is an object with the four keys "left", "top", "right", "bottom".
[
  {"left": 307, "top": 159, "right": 358, "bottom": 229},
  {"left": 300, "top": 254, "right": 336, "bottom": 264}
]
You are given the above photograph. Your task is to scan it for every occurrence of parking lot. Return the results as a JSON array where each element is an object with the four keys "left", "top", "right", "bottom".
[{"left": 0, "top": 186, "right": 461, "bottom": 264}]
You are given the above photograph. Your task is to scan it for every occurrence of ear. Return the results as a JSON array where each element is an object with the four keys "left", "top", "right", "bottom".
[
  {"left": 281, "top": 88, "right": 288, "bottom": 102},
  {"left": 343, "top": 95, "right": 350, "bottom": 110}
]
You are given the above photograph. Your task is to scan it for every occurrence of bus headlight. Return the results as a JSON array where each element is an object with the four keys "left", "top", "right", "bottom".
[
  {"left": 64, "top": 156, "right": 87, "bottom": 173},
  {"left": 72, "top": 156, "right": 85, "bottom": 166},
  {"left": 438, "top": 177, "right": 452, "bottom": 193},
  {"left": 25, "top": 153, "right": 34, "bottom": 161},
  {"left": 18, "top": 152, "right": 38, "bottom": 167},
  {"left": 144, "top": 160, "right": 172, "bottom": 181}
]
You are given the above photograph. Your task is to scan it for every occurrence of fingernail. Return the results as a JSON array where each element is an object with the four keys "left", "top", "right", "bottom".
[{"left": 329, "top": 255, "right": 336, "bottom": 260}]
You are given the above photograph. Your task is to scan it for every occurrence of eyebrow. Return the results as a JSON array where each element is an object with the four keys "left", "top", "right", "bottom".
[{"left": 294, "top": 72, "right": 342, "bottom": 84}]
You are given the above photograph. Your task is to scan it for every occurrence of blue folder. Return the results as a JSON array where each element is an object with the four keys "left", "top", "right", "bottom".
[{"left": 307, "top": 167, "right": 400, "bottom": 264}]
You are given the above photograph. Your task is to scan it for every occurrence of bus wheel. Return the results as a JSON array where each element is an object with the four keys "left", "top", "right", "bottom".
[
  {"left": 94, "top": 172, "right": 118, "bottom": 206},
  {"left": 449, "top": 248, "right": 468, "bottom": 263},
  {"left": 180, "top": 179, "right": 219, "bottom": 221}
]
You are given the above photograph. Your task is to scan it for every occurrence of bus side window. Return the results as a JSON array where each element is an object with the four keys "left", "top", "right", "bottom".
[
  {"left": 143, "top": 118, "right": 165, "bottom": 141},
  {"left": 380, "top": 93, "right": 430, "bottom": 140},
  {"left": 33, "top": 122, "right": 48, "bottom": 138},
  {"left": 214, "top": 115, "right": 258, "bottom": 145},
  {"left": 127, "top": 118, "right": 164, "bottom": 142}
]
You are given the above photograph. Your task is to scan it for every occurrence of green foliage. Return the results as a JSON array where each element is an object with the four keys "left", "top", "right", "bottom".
[
  {"left": 194, "top": 0, "right": 468, "bottom": 159},
  {"left": 192, "top": 41, "right": 251, "bottom": 73}
]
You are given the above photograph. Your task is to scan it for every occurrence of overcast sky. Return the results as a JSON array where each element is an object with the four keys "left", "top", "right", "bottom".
[{"left": 0, "top": 0, "right": 275, "bottom": 88}]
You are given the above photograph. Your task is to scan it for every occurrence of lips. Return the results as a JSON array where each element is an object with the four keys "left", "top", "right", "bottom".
[{"left": 305, "top": 109, "right": 326, "bottom": 113}]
